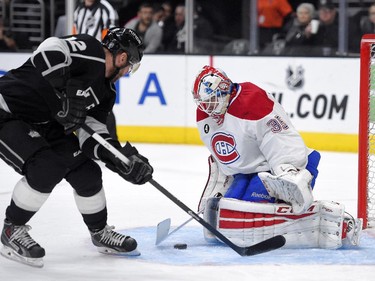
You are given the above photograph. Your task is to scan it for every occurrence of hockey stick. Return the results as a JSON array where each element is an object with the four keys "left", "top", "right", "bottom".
[
  {"left": 81, "top": 123, "right": 286, "bottom": 256},
  {"left": 156, "top": 209, "right": 204, "bottom": 245}
]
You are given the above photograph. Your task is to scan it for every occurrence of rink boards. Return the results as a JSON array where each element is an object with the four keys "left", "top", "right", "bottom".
[{"left": 0, "top": 53, "right": 359, "bottom": 152}]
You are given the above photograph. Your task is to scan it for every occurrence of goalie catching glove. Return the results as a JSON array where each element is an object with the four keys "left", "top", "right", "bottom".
[
  {"left": 258, "top": 164, "right": 314, "bottom": 214},
  {"left": 99, "top": 142, "right": 153, "bottom": 185}
]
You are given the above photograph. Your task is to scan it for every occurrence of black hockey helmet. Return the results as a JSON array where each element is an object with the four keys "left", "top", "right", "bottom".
[{"left": 102, "top": 27, "right": 144, "bottom": 66}]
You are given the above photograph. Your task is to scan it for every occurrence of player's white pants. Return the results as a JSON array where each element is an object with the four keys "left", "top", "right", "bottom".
[{"left": 203, "top": 198, "right": 362, "bottom": 249}]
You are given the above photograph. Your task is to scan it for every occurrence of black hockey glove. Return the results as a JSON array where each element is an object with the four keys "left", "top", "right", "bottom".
[
  {"left": 100, "top": 142, "right": 153, "bottom": 185},
  {"left": 55, "top": 92, "right": 87, "bottom": 134}
]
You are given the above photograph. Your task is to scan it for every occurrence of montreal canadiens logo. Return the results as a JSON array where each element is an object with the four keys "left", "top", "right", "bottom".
[{"left": 211, "top": 133, "right": 240, "bottom": 164}]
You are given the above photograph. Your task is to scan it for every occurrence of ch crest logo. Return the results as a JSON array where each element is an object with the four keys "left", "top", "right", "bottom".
[{"left": 211, "top": 133, "right": 239, "bottom": 164}]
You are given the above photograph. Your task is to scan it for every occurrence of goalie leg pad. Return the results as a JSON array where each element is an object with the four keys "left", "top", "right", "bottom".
[
  {"left": 198, "top": 155, "right": 233, "bottom": 212},
  {"left": 202, "top": 197, "right": 221, "bottom": 242},
  {"left": 209, "top": 199, "right": 358, "bottom": 249}
]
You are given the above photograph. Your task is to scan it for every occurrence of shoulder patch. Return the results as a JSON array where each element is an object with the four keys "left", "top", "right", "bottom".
[
  {"left": 197, "top": 108, "right": 209, "bottom": 122},
  {"left": 228, "top": 82, "right": 274, "bottom": 120}
]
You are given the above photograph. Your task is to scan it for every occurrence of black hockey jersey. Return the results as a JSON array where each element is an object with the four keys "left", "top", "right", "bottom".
[{"left": 0, "top": 34, "right": 115, "bottom": 125}]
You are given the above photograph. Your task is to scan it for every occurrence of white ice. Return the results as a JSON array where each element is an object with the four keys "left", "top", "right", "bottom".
[{"left": 0, "top": 144, "right": 375, "bottom": 281}]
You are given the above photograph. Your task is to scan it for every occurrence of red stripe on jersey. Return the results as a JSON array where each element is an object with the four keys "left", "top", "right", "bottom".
[
  {"left": 197, "top": 108, "right": 209, "bottom": 122},
  {"left": 227, "top": 82, "right": 274, "bottom": 120}
]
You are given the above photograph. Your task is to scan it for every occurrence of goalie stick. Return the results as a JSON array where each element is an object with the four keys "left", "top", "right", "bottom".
[
  {"left": 81, "top": 123, "right": 286, "bottom": 256},
  {"left": 156, "top": 210, "right": 204, "bottom": 245}
]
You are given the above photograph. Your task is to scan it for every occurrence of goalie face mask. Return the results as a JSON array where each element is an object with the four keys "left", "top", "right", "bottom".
[{"left": 192, "top": 66, "right": 233, "bottom": 123}]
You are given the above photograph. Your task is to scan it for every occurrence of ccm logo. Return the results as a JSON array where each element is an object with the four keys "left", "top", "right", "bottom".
[{"left": 276, "top": 205, "right": 316, "bottom": 214}]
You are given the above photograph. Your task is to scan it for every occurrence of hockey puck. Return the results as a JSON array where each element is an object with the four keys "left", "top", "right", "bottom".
[{"left": 174, "top": 243, "right": 187, "bottom": 250}]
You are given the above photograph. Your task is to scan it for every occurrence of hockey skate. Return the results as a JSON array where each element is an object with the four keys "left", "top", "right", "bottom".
[
  {"left": 1, "top": 219, "right": 45, "bottom": 268},
  {"left": 90, "top": 225, "right": 140, "bottom": 256},
  {"left": 343, "top": 213, "right": 363, "bottom": 246}
]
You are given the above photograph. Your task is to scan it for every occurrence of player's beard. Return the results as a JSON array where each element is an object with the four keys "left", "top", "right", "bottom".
[
  {"left": 108, "top": 68, "right": 121, "bottom": 82},
  {"left": 108, "top": 53, "right": 124, "bottom": 82}
]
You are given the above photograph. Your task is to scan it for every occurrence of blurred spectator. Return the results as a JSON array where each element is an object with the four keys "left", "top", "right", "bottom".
[
  {"left": 118, "top": 0, "right": 141, "bottom": 27},
  {"left": 161, "top": 3, "right": 214, "bottom": 54},
  {"left": 360, "top": 3, "right": 375, "bottom": 34},
  {"left": 283, "top": 3, "right": 318, "bottom": 55},
  {"left": 344, "top": 2, "right": 371, "bottom": 54},
  {"left": 73, "top": 0, "right": 118, "bottom": 41},
  {"left": 0, "top": 19, "right": 17, "bottom": 52},
  {"left": 313, "top": 0, "right": 338, "bottom": 56},
  {"left": 125, "top": 2, "right": 162, "bottom": 53},
  {"left": 153, "top": 4, "right": 165, "bottom": 27},
  {"left": 160, "top": 2, "right": 176, "bottom": 52},
  {"left": 154, "top": 1, "right": 173, "bottom": 29},
  {"left": 258, "top": 0, "right": 293, "bottom": 49},
  {"left": 161, "top": 1, "right": 173, "bottom": 22},
  {"left": 163, "top": 4, "right": 186, "bottom": 53}
]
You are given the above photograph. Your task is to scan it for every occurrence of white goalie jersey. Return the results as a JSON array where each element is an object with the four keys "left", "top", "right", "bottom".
[{"left": 196, "top": 82, "right": 312, "bottom": 177}]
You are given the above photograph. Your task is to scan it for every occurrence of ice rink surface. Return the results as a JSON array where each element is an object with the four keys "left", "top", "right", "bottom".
[{"left": 0, "top": 143, "right": 374, "bottom": 281}]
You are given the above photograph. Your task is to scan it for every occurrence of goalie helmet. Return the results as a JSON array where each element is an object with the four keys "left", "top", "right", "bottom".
[
  {"left": 192, "top": 66, "right": 234, "bottom": 123},
  {"left": 102, "top": 27, "right": 144, "bottom": 68}
]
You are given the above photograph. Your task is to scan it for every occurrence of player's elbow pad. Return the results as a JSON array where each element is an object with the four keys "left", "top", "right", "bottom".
[{"left": 31, "top": 38, "right": 72, "bottom": 90}]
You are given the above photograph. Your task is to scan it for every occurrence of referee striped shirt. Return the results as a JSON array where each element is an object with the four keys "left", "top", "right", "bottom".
[{"left": 73, "top": 0, "right": 119, "bottom": 41}]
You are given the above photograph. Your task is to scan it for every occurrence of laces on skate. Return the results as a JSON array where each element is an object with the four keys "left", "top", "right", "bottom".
[
  {"left": 1, "top": 221, "right": 45, "bottom": 267},
  {"left": 90, "top": 225, "right": 140, "bottom": 256}
]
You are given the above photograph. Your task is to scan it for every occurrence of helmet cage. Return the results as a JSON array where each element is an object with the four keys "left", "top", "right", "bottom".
[{"left": 192, "top": 66, "right": 233, "bottom": 117}]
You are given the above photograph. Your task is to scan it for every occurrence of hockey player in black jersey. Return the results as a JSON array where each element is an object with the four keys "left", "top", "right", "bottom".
[{"left": 0, "top": 27, "right": 153, "bottom": 267}]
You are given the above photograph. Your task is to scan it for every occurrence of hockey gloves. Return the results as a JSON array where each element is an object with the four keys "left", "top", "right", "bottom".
[
  {"left": 258, "top": 164, "right": 314, "bottom": 214},
  {"left": 101, "top": 142, "right": 153, "bottom": 185},
  {"left": 55, "top": 91, "right": 87, "bottom": 134}
]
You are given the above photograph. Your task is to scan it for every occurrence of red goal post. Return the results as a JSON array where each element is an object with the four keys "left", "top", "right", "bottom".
[{"left": 359, "top": 34, "right": 375, "bottom": 229}]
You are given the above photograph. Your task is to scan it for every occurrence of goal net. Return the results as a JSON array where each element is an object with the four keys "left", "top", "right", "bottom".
[{"left": 359, "top": 34, "right": 375, "bottom": 228}]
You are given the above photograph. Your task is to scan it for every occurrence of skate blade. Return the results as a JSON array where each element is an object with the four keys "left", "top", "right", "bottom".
[
  {"left": 97, "top": 247, "right": 141, "bottom": 256},
  {"left": 0, "top": 246, "right": 44, "bottom": 268}
]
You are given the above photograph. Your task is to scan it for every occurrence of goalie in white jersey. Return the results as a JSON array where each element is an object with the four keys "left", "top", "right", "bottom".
[{"left": 192, "top": 65, "right": 362, "bottom": 249}]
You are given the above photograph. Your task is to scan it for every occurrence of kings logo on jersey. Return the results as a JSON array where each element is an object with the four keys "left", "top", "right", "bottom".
[{"left": 211, "top": 133, "right": 239, "bottom": 164}]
